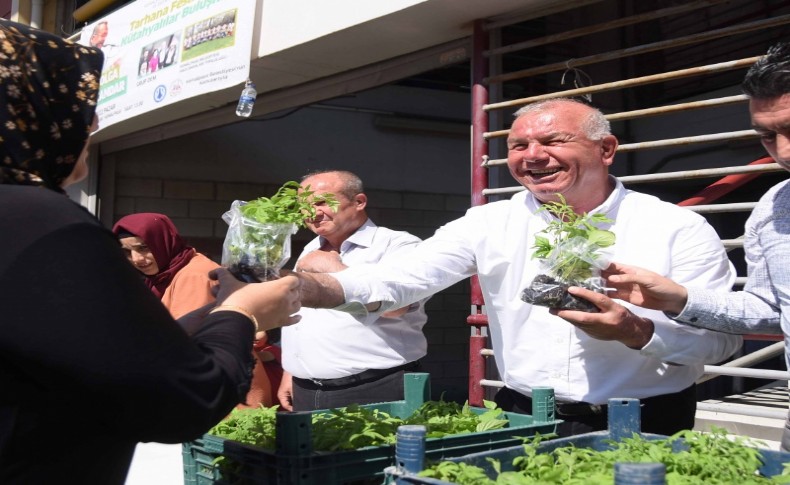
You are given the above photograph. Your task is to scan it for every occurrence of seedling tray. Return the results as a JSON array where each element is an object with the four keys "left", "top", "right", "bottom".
[
  {"left": 182, "top": 373, "right": 560, "bottom": 484},
  {"left": 387, "top": 398, "right": 790, "bottom": 484}
]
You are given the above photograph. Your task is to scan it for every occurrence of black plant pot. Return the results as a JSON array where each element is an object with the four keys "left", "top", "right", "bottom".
[
  {"left": 521, "top": 274, "right": 601, "bottom": 312},
  {"left": 227, "top": 261, "right": 282, "bottom": 343},
  {"left": 228, "top": 262, "right": 280, "bottom": 283}
]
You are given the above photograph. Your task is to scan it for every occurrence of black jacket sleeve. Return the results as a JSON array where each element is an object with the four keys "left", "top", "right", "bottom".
[{"left": 0, "top": 222, "right": 255, "bottom": 443}]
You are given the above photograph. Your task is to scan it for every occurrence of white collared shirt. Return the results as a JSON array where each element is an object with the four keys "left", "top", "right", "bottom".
[
  {"left": 334, "top": 178, "right": 742, "bottom": 403},
  {"left": 282, "top": 219, "right": 428, "bottom": 379}
]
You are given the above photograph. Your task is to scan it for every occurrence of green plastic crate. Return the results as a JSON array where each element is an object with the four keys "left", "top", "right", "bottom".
[
  {"left": 385, "top": 398, "right": 790, "bottom": 484},
  {"left": 182, "top": 373, "right": 560, "bottom": 484}
]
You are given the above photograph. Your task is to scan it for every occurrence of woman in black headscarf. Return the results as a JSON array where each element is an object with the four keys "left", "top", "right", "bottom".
[{"left": 0, "top": 19, "right": 301, "bottom": 484}]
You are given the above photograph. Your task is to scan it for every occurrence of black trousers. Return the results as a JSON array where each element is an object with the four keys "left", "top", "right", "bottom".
[
  {"left": 494, "top": 384, "right": 697, "bottom": 438},
  {"left": 291, "top": 362, "right": 420, "bottom": 411}
]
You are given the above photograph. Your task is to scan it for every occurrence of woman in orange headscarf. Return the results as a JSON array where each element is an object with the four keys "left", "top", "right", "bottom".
[{"left": 113, "top": 213, "right": 281, "bottom": 408}]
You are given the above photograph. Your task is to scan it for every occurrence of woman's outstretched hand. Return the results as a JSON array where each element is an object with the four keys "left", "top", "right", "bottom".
[
  {"left": 210, "top": 268, "right": 302, "bottom": 330},
  {"left": 602, "top": 262, "right": 688, "bottom": 315}
]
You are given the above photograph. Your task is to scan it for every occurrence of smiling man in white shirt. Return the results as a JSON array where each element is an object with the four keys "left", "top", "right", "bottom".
[{"left": 294, "top": 99, "right": 742, "bottom": 437}]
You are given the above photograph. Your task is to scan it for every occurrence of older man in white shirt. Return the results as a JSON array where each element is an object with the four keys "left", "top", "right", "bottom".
[{"left": 278, "top": 170, "right": 428, "bottom": 411}]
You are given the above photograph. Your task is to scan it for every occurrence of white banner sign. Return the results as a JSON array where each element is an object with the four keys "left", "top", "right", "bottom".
[{"left": 80, "top": 0, "right": 255, "bottom": 129}]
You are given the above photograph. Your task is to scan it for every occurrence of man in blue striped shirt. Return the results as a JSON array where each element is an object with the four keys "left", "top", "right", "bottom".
[{"left": 600, "top": 41, "right": 790, "bottom": 450}]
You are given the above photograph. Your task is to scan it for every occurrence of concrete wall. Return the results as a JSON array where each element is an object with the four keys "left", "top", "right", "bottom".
[{"left": 105, "top": 84, "right": 470, "bottom": 191}]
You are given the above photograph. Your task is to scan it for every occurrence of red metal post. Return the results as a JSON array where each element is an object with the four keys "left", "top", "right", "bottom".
[
  {"left": 678, "top": 156, "right": 776, "bottom": 206},
  {"left": 468, "top": 19, "right": 490, "bottom": 407},
  {"left": 468, "top": 333, "right": 487, "bottom": 407}
]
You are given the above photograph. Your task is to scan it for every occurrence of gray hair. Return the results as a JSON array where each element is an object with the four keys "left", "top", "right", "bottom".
[
  {"left": 300, "top": 169, "right": 364, "bottom": 200},
  {"left": 513, "top": 98, "right": 611, "bottom": 140}
]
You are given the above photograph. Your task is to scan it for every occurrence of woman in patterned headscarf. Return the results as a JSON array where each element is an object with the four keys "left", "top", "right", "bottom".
[
  {"left": 0, "top": 19, "right": 301, "bottom": 484},
  {"left": 0, "top": 19, "right": 101, "bottom": 189}
]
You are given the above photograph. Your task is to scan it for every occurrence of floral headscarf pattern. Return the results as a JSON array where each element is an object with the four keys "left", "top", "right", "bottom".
[{"left": 0, "top": 19, "right": 103, "bottom": 191}]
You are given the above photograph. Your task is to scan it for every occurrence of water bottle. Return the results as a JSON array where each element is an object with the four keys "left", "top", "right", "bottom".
[{"left": 235, "top": 79, "right": 256, "bottom": 117}]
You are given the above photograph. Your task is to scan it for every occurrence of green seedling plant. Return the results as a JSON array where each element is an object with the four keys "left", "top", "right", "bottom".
[
  {"left": 223, "top": 181, "right": 339, "bottom": 281},
  {"left": 531, "top": 194, "right": 615, "bottom": 283},
  {"left": 207, "top": 405, "right": 278, "bottom": 471},
  {"left": 521, "top": 194, "right": 615, "bottom": 311},
  {"left": 418, "top": 428, "right": 790, "bottom": 484},
  {"left": 238, "top": 181, "right": 339, "bottom": 226},
  {"left": 404, "top": 398, "right": 508, "bottom": 437},
  {"left": 208, "top": 399, "right": 507, "bottom": 452},
  {"left": 205, "top": 399, "right": 510, "bottom": 480},
  {"left": 210, "top": 405, "right": 278, "bottom": 450}
]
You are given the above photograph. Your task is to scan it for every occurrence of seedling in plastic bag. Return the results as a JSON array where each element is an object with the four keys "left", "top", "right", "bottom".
[
  {"left": 521, "top": 195, "right": 615, "bottom": 312},
  {"left": 221, "top": 181, "right": 339, "bottom": 282}
]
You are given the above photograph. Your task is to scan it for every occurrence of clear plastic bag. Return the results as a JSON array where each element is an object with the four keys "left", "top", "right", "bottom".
[
  {"left": 521, "top": 236, "right": 611, "bottom": 312},
  {"left": 221, "top": 200, "right": 298, "bottom": 282}
]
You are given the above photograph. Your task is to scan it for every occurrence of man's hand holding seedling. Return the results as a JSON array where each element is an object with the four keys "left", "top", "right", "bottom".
[{"left": 549, "top": 285, "right": 655, "bottom": 350}]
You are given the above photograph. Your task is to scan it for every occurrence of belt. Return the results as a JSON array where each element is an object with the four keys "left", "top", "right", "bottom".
[
  {"left": 499, "top": 388, "right": 611, "bottom": 417},
  {"left": 506, "top": 384, "right": 695, "bottom": 417},
  {"left": 556, "top": 401, "right": 607, "bottom": 417},
  {"left": 553, "top": 384, "right": 696, "bottom": 417},
  {"left": 293, "top": 361, "right": 420, "bottom": 389}
]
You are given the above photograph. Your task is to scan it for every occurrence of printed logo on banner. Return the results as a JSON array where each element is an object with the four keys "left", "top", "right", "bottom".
[
  {"left": 170, "top": 80, "right": 184, "bottom": 97},
  {"left": 154, "top": 85, "right": 167, "bottom": 102},
  {"left": 78, "top": 0, "right": 255, "bottom": 133}
]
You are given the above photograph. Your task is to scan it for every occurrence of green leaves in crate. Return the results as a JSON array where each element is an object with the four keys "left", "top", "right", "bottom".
[
  {"left": 208, "top": 399, "right": 509, "bottom": 453},
  {"left": 405, "top": 399, "right": 507, "bottom": 436},
  {"left": 474, "top": 400, "right": 510, "bottom": 432},
  {"left": 418, "top": 427, "right": 790, "bottom": 484},
  {"left": 422, "top": 461, "right": 495, "bottom": 483},
  {"left": 208, "top": 405, "right": 278, "bottom": 449},
  {"left": 312, "top": 404, "right": 403, "bottom": 451}
]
